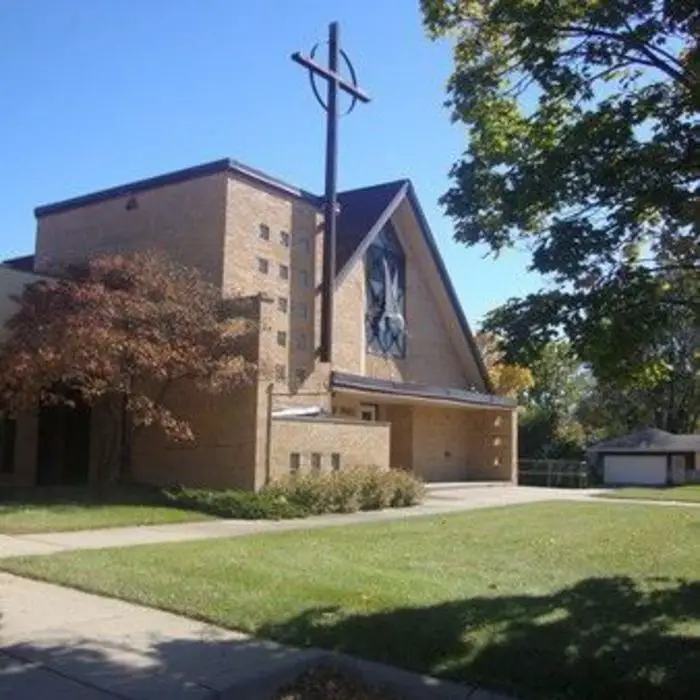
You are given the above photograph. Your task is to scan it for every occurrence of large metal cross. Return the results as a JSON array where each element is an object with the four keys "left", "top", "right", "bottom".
[{"left": 292, "top": 22, "right": 370, "bottom": 364}]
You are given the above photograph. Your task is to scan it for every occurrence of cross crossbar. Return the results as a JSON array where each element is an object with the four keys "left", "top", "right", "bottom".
[{"left": 291, "top": 52, "right": 371, "bottom": 104}]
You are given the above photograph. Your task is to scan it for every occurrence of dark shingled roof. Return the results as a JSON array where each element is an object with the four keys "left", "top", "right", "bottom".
[
  {"left": 588, "top": 428, "right": 700, "bottom": 453},
  {"left": 2, "top": 254, "right": 35, "bottom": 272},
  {"left": 336, "top": 180, "right": 407, "bottom": 272}
]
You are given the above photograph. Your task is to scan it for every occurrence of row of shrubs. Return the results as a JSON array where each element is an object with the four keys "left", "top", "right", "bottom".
[{"left": 163, "top": 467, "right": 425, "bottom": 520}]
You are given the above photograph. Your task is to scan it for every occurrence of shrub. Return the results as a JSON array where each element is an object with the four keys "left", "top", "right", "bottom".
[
  {"left": 387, "top": 469, "right": 426, "bottom": 507},
  {"left": 264, "top": 474, "right": 333, "bottom": 515},
  {"left": 354, "top": 466, "right": 394, "bottom": 510},
  {"left": 264, "top": 468, "right": 425, "bottom": 514},
  {"left": 163, "top": 486, "right": 308, "bottom": 520},
  {"left": 163, "top": 469, "right": 425, "bottom": 521}
]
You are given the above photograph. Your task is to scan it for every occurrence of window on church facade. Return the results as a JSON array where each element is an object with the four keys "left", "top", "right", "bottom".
[
  {"left": 278, "top": 297, "right": 288, "bottom": 313},
  {"left": 275, "top": 364, "right": 286, "bottom": 382},
  {"left": 280, "top": 231, "right": 290, "bottom": 247},
  {"left": 277, "top": 331, "right": 287, "bottom": 347},
  {"left": 299, "top": 270, "right": 309, "bottom": 287},
  {"left": 258, "top": 258, "right": 269, "bottom": 274},
  {"left": 259, "top": 224, "right": 270, "bottom": 241},
  {"left": 365, "top": 223, "right": 406, "bottom": 357},
  {"left": 279, "top": 264, "right": 289, "bottom": 280}
]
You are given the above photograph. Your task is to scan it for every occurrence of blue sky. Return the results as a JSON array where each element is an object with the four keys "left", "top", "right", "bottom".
[{"left": 0, "top": 0, "right": 542, "bottom": 325}]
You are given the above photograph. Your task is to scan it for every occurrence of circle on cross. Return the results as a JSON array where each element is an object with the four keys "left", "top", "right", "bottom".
[{"left": 307, "top": 42, "right": 361, "bottom": 116}]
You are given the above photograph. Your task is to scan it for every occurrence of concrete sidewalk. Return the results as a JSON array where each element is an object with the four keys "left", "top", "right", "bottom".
[
  {"left": 0, "top": 485, "right": 599, "bottom": 559},
  {"left": 0, "top": 572, "right": 509, "bottom": 699}
]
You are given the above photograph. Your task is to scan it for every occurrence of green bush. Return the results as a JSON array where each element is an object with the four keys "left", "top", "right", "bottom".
[
  {"left": 163, "top": 469, "right": 425, "bottom": 521},
  {"left": 387, "top": 468, "right": 426, "bottom": 507},
  {"left": 163, "top": 486, "right": 309, "bottom": 520},
  {"left": 264, "top": 467, "right": 424, "bottom": 514}
]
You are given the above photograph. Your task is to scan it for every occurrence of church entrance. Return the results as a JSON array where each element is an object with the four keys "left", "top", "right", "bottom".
[{"left": 36, "top": 400, "right": 91, "bottom": 485}]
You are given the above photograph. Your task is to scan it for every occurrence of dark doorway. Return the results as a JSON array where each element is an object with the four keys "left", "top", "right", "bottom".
[{"left": 36, "top": 401, "right": 91, "bottom": 485}]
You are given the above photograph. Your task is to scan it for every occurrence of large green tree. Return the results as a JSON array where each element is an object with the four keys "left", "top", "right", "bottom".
[{"left": 422, "top": 0, "right": 699, "bottom": 396}]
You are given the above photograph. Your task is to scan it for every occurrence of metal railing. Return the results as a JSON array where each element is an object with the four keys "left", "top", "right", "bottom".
[{"left": 518, "top": 459, "right": 590, "bottom": 488}]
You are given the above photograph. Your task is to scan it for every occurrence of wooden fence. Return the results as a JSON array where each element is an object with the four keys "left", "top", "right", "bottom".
[{"left": 518, "top": 459, "right": 590, "bottom": 488}]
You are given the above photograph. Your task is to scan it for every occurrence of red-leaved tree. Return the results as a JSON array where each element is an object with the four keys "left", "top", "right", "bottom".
[{"left": 0, "top": 252, "right": 257, "bottom": 480}]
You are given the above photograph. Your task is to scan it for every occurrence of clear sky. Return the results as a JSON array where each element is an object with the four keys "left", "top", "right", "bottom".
[{"left": 0, "top": 0, "right": 542, "bottom": 325}]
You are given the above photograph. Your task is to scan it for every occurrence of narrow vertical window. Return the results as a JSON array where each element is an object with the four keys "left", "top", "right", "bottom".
[
  {"left": 259, "top": 224, "right": 270, "bottom": 241},
  {"left": 365, "top": 223, "right": 406, "bottom": 357},
  {"left": 289, "top": 453, "right": 300, "bottom": 474},
  {"left": 331, "top": 453, "right": 341, "bottom": 472},
  {"left": 0, "top": 415, "right": 16, "bottom": 474},
  {"left": 311, "top": 453, "right": 321, "bottom": 474}
]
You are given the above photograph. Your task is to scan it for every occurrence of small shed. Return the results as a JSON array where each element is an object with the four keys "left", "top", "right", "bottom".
[{"left": 588, "top": 428, "right": 700, "bottom": 486}]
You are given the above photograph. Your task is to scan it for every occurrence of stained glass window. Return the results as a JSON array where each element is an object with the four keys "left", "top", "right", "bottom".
[{"left": 365, "top": 223, "right": 406, "bottom": 357}]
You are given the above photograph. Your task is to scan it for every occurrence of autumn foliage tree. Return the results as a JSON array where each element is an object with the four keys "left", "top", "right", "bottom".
[
  {"left": 0, "top": 252, "right": 257, "bottom": 479},
  {"left": 475, "top": 332, "right": 534, "bottom": 398}
]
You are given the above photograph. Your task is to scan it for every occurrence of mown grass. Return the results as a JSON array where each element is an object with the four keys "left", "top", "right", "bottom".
[{"left": 4, "top": 502, "right": 700, "bottom": 698}]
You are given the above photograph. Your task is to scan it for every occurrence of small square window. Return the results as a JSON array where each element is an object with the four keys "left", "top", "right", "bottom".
[
  {"left": 295, "top": 368, "right": 306, "bottom": 384},
  {"left": 275, "top": 364, "right": 286, "bottom": 382},
  {"left": 311, "top": 453, "right": 321, "bottom": 474},
  {"left": 277, "top": 331, "right": 287, "bottom": 347},
  {"left": 331, "top": 453, "right": 341, "bottom": 472},
  {"left": 278, "top": 297, "right": 288, "bottom": 313},
  {"left": 258, "top": 258, "right": 269, "bottom": 274},
  {"left": 280, "top": 231, "right": 290, "bottom": 247},
  {"left": 290, "top": 453, "right": 300, "bottom": 474},
  {"left": 295, "top": 333, "right": 307, "bottom": 350},
  {"left": 279, "top": 264, "right": 289, "bottom": 280},
  {"left": 299, "top": 270, "right": 309, "bottom": 287},
  {"left": 259, "top": 224, "right": 270, "bottom": 241}
]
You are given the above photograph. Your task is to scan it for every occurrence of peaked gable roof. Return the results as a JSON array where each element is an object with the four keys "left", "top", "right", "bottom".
[
  {"left": 335, "top": 179, "right": 492, "bottom": 392},
  {"left": 589, "top": 428, "right": 700, "bottom": 453},
  {"left": 335, "top": 180, "right": 407, "bottom": 272}
]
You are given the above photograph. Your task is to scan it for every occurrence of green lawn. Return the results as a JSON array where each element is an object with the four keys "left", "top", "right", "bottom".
[
  {"left": 0, "top": 486, "right": 213, "bottom": 534},
  {"left": 3, "top": 502, "right": 700, "bottom": 699},
  {"left": 601, "top": 484, "right": 700, "bottom": 503}
]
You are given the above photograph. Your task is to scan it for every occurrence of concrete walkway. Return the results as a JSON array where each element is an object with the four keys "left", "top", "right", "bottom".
[
  {"left": 0, "top": 572, "right": 510, "bottom": 699},
  {"left": 0, "top": 485, "right": 601, "bottom": 559}
]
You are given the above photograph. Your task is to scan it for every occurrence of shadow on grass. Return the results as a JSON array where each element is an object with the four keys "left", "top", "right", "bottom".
[
  {"left": 1, "top": 576, "right": 699, "bottom": 699},
  {"left": 259, "top": 576, "right": 700, "bottom": 699},
  {"left": 0, "top": 484, "right": 177, "bottom": 513}
]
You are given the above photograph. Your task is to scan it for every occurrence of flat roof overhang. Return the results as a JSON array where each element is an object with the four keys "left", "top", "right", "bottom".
[{"left": 331, "top": 371, "right": 516, "bottom": 412}]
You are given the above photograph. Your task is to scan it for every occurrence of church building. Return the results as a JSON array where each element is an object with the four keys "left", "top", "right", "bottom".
[{"left": 0, "top": 158, "right": 517, "bottom": 489}]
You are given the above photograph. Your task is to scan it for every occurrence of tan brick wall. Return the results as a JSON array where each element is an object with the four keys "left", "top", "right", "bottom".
[
  {"left": 132, "top": 384, "right": 259, "bottom": 490},
  {"left": 268, "top": 416, "right": 390, "bottom": 482},
  {"left": 223, "top": 175, "right": 321, "bottom": 394},
  {"left": 330, "top": 392, "right": 516, "bottom": 483},
  {"left": 332, "top": 257, "right": 365, "bottom": 375},
  {"left": 411, "top": 405, "right": 515, "bottom": 481},
  {"left": 0, "top": 267, "right": 44, "bottom": 342},
  {"left": 35, "top": 173, "right": 228, "bottom": 284}
]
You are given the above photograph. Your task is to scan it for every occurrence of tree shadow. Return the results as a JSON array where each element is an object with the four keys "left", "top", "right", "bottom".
[
  {"left": 0, "top": 484, "right": 177, "bottom": 514},
  {"left": 1, "top": 576, "right": 699, "bottom": 699},
  {"left": 259, "top": 576, "right": 700, "bottom": 699}
]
